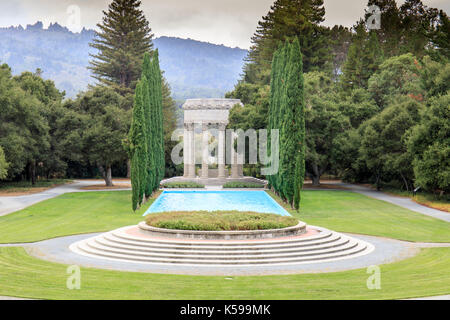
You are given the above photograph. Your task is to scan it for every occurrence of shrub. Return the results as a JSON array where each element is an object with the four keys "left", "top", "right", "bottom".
[
  {"left": 222, "top": 182, "right": 265, "bottom": 188},
  {"left": 161, "top": 182, "right": 205, "bottom": 189},
  {"left": 145, "top": 211, "right": 298, "bottom": 231}
]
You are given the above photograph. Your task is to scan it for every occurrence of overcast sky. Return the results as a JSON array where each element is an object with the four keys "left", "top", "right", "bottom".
[{"left": 1, "top": 0, "right": 448, "bottom": 49}]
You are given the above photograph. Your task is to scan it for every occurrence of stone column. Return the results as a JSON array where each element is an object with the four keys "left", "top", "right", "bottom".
[
  {"left": 187, "top": 123, "right": 196, "bottom": 178},
  {"left": 218, "top": 123, "right": 227, "bottom": 178},
  {"left": 183, "top": 123, "right": 189, "bottom": 177},
  {"left": 231, "top": 133, "right": 239, "bottom": 179},
  {"left": 231, "top": 151, "right": 239, "bottom": 179},
  {"left": 201, "top": 123, "right": 209, "bottom": 179},
  {"left": 238, "top": 163, "right": 244, "bottom": 178}
]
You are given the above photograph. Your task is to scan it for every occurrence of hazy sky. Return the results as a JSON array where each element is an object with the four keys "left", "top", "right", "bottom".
[{"left": 1, "top": 0, "right": 448, "bottom": 49}]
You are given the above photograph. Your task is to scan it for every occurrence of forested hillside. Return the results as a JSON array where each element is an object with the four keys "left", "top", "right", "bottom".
[{"left": 0, "top": 22, "right": 247, "bottom": 99}]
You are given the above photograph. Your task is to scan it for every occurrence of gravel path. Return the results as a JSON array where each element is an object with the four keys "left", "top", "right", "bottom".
[{"left": 323, "top": 182, "right": 450, "bottom": 223}]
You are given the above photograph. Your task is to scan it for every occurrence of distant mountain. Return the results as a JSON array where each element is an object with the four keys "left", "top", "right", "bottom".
[{"left": 0, "top": 22, "right": 247, "bottom": 100}]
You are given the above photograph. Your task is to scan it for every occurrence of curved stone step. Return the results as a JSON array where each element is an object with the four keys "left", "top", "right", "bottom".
[
  {"left": 94, "top": 234, "right": 351, "bottom": 255},
  {"left": 70, "top": 226, "right": 375, "bottom": 266},
  {"left": 86, "top": 236, "right": 358, "bottom": 261},
  {"left": 74, "top": 240, "right": 370, "bottom": 265},
  {"left": 105, "top": 230, "right": 340, "bottom": 250}
]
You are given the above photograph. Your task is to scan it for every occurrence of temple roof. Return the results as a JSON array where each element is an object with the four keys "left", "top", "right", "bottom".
[{"left": 182, "top": 98, "right": 243, "bottom": 110}]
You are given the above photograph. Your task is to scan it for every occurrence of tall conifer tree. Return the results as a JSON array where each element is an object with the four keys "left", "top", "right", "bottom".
[
  {"left": 129, "top": 79, "right": 148, "bottom": 210},
  {"left": 244, "top": 0, "right": 329, "bottom": 83},
  {"left": 89, "top": 0, "right": 154, "bottom": 95},
  {"left": 152, "top": 50, "right": 165, "bottom": 185},
  {"left": 142, "top": 53, "right": 155, "bottom": 197},
  {"left": 341, "top": 23, "right": 383, "bottom": 91},
  {"left": 268, "top": 39, "right": 305, "bottom": 209},
  {"left": 141, "top": 51, "right": 165, "bottom": 194}
]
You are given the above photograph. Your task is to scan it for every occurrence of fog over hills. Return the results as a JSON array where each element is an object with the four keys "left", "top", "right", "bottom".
[{"left": 0, "top": 22, "right": 248, "bottom": 101}]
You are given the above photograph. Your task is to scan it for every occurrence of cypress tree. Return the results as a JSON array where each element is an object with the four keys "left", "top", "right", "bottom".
[
  {"left": 142, "top": 53, "right": 155, "bottom": 197},
  {"left": 89, "top": 0, "right": 154, "bottom": 95},
  {"left": 152, "top": 50, "right": 165, "bottom": 185},
  {"left": 129, "top": 79, "right": 148, "bottom": 210},
  {"left": 148, "top": 57, "right": 159, "bottom": 191},
  {"left": 141, "top": 51, "right": 164, "bottom": 193},
  {"left": 269, "top": 46, "right": 280, "bottom": 192},
  {"left": 268, "top": 39, "right": 305, "bottom": 209},
  {"left": 276, "top": 42, "right": 290, "bottom": 199},
  {"left": 289, "top": 39, "right": 305, "bottom": 210},
  {"left": 268, "top": 47, "right": 281, "bottom": 190},
  {"left": 130, "top": 150, "right": 140, "bottom": 211}
]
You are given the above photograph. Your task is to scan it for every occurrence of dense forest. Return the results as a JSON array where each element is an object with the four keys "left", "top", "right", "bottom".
[
  {"left": 227, "top": 0, "right": 449, "bottom": 194},
  {"left": 0, "top": 23, "right": 247, "bottom": 100}
]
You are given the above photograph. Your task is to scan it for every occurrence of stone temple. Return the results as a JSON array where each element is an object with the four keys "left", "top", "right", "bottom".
[{"left": 161, "top": 98, "right": 266, "bottom": 187}]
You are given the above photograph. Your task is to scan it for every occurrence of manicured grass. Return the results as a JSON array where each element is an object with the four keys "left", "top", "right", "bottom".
[
  {"left": 0, "top": 191, "right": 152, "bottom": 244},
  {"left": 146, "top": 211, "right": 298, "bottom": 231},
  {"left": 1, "top": 189, "right": 448, "bottom": 244},
  {"left": 223, "top": 182, "right": 265, "bottom": 188},
  {"left": 0, "top": 246, "right": 448, "bottom": 300},
  {"left": 268, "top": 190, "right": 450, "bottom": 243},
  {"left": 162, "top": 182, "right": 205, "bottom": 188}
]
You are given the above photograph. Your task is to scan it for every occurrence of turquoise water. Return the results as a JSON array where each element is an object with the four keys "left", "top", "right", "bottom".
[{"left": 144, "top": 191, "right": 291, "bottom": 216}]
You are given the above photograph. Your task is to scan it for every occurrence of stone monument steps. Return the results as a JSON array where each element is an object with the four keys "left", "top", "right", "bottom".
[
  {"left": 71, "top": 228, "right": 373, "bottom": 266},
  {"left": 94, "top": 233, "right": 351, "bottom": 255},
  {"left": 85, "top": 236, "right": 359, "bottom": 261},
  {"left": 74, "top": 239, "right": 369, "bottom": 265}
]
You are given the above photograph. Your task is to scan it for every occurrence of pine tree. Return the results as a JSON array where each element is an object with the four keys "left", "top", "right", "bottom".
[
  {"left": 244, "top": 0, "right": 330, "bottom": 84},
  {"left": 341, "top": 23, "right": 383, "bottom": 91},
  {"left": 366, "top": 0, "right": 402, "bottom": 57},
  {"left": 89, "top": 0, "right": 154, "bottom": 95}
]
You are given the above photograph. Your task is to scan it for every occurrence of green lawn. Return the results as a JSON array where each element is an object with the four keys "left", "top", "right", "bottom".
[
  {"left": 0, "top": 246, "right": 448, "bottom": 300},
  {"left": 269, "top": 190, "right": 450, "bottom": 243},
  {"left": 1, "top": 190, "right": 449, "bottom": 244},
  {"left": 0, "top": 189, "right": 449, "bottom": 300},
  {"left": 0, "top": 191, "right": 151, "bottom": 244}
]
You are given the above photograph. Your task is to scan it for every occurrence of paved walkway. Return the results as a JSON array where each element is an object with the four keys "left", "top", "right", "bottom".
[
  {"left": 329, "top": 182, "right": 450, "bottom": 223},
  {"left": 0, "top": 180, "right": 131, "bottom": 217},
  {"left": 0, "top": 232, "right": 430, "bottom": 276},
  {"left": 0, "top": 296, "right": 34, "bottom": 300}
]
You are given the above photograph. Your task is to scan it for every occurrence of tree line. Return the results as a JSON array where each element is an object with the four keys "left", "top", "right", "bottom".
[
  {"left": 0, "top": 0, "right": 179, "bottom": 188},
  {"left": 227, "top": 0, "right": 449, "bottom": 195}
]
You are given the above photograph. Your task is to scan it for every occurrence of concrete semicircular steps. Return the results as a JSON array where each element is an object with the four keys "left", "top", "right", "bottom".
[{"left": 70, "top": 226, "right": 374, "bottom": 267}]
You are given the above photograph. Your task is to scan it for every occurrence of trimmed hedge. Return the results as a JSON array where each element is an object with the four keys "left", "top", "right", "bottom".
[
  {"left": 162, "top": 182, "right": 205, "bottom": 189},
  {"left": 145, "top": 211, "right": 298, "bottom": 231},
  {"left": 222, "top": 182, "right": 265, "bottom": 189}
]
